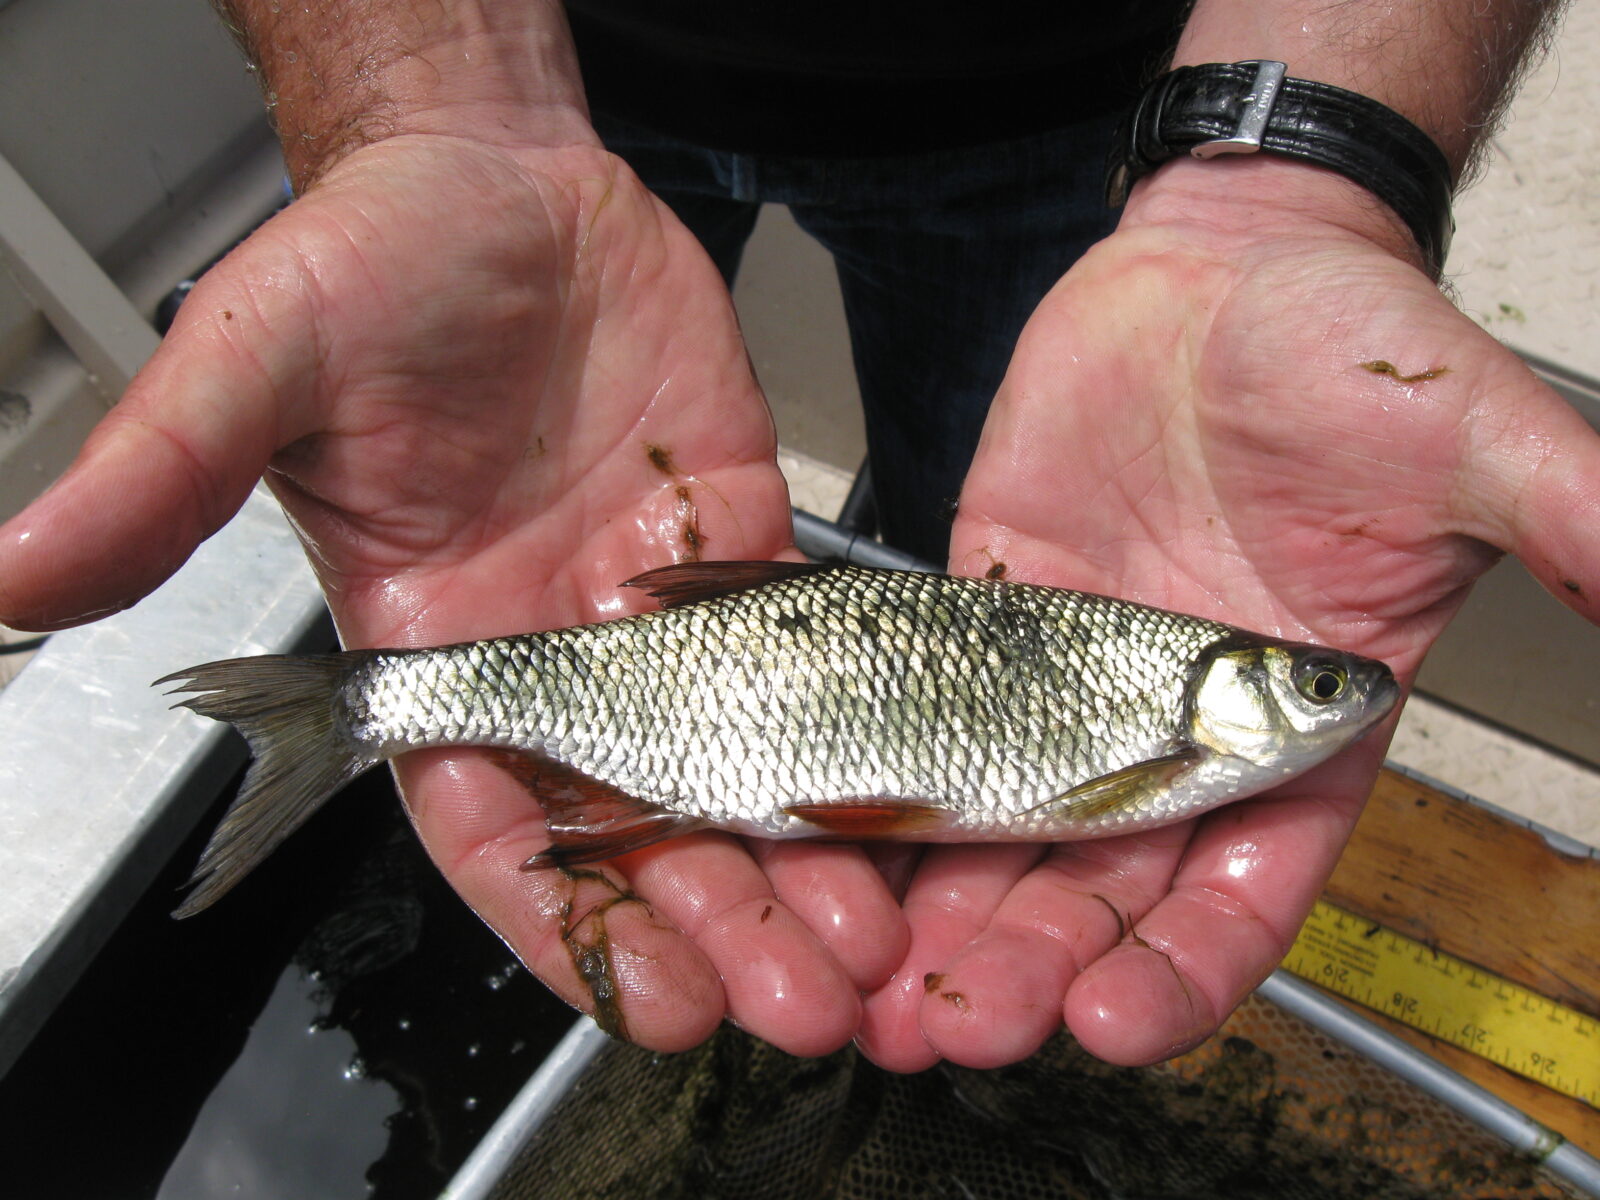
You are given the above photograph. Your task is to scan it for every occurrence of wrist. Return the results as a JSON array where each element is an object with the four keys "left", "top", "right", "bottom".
[
  {"left": 222, "top": 0, "right": 598, "bottom": 189},
  {"left": 1118, "top": 155, "right": 1425, "bottom": 273},
  {"left": 1105, "top": 62, "right": 1452, "bottom": 276}
]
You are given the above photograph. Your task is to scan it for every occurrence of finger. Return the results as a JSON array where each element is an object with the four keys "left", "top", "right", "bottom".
[
  {"left": 916, "top": 824, "right": 1191, "bottom": 1069},
  {"left": 1065, "top": 749, "right": 1377, "bottom": 1065},
  {"left": 400, "top": 750, "right": 727, "bottom": 1052},
  {"left": 746, "top": 840, "right": 910, "bottom": 992},
  {"left": 855, "top": 843, "right": 1044, "bottom": 1073},
  {"left": 861, "top": 844, "right": 925, "bottom": 903},
  {"left": 0, "top": 241, "right": 315, "bottom": 630},
  {"left": 622, "top": 834, "right": 863, "bottom": 1057}
]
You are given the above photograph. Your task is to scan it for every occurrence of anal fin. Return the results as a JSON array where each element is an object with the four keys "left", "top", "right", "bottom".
[
  {"left": 487, "top": 750, "right": 706, "bottom": 867},
  {"left": 781, "top": 798, "right": 955, "bottom": 838},
  {"left": 1035, "top": 749, "right": 1201, "bottom": 822}
]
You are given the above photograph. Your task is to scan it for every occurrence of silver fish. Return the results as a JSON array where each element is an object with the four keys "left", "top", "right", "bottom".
[{"left": 159, "top": 561, "right": 1398, "bottom": 916}]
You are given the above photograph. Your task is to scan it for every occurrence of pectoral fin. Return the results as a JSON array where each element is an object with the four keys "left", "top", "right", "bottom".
[
  {"left": 621, "top": 560, "right": 827, "bottom": 608},
  {"left": 488, "top": 750, "right": 707, "bottom": 867},
  {"left": 1036, "top": 749, "right": 1201, "bottom": 822},
  {"left": 781, "top": 798, "right": 956, "bottom": 837}
]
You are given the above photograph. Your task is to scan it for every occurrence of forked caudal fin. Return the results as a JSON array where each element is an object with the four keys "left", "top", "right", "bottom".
[{"left": 156, "top": 653, "right": 376, "bottom": 918}]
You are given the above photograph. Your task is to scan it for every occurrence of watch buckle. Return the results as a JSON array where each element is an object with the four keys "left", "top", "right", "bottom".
[{"left": 1192, "top": 60, "right": 1287, "bottom": 159}]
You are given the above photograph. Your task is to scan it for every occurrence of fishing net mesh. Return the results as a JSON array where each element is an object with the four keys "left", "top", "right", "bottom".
[{"left": 487, "top": 991, "right": 1581, "bottom": 1200}]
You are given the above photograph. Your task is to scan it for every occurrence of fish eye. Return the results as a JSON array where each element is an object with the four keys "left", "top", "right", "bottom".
[{"left": 1294, "top": 656, "right": 1348, "bottom": 704}]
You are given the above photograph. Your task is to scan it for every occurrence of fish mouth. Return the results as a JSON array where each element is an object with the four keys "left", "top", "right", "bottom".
[{"left": 1351, "top": 656, "right": 1403, "bottom": 734}]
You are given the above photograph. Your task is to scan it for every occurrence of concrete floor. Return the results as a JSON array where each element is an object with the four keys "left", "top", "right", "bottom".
[{"left": 742, "top": 8, "right": 1600, "bottom": 847}]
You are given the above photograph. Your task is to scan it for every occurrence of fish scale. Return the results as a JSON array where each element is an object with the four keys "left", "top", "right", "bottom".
[{"left": 158, "top": 561, "right": 1397, "bottom": 916}]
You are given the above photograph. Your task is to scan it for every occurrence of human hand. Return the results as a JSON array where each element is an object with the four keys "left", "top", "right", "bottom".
[
  {"left": 0, "top": 133, "right": 909, "bottom": 1055},
  {"left": 856, "top": 157, "right": 1600, "bottom": 1071}
]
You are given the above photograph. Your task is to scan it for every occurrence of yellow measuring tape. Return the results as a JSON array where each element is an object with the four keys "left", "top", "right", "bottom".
[{"left": 1283, "top": 899, "right": 1599, "bottom": 1107}]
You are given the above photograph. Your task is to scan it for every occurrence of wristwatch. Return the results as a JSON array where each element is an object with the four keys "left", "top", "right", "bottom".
[{"left": 1105, "top": 61, "right": 1455, "bottom": 279}]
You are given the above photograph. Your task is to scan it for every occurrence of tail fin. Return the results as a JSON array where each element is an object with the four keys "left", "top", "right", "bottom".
[{"left": 156, "top": 652, "right": 377, "bottom": 918}]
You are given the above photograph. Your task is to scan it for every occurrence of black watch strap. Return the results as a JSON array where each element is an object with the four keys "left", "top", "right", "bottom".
[{"left": 1105, "top": 61, "right": 1455, "bottom": 279}]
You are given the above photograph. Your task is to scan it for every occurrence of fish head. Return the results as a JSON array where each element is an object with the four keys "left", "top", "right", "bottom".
[{"left": 1187, "top": 637, "right": 1400, "bottom": 775}]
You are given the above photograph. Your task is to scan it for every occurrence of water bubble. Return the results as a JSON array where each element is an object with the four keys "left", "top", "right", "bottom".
[{"left": 486, "top": 962, "right": 520, "bottom": 990}]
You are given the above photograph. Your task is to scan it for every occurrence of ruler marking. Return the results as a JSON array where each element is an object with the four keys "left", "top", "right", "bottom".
[{"left": 1285, "top": 900, "right": 1599, "bottom": 1108}]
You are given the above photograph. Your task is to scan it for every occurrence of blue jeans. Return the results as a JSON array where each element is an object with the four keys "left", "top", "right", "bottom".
[{"left": 593, "top": 113, "right": 1120, "bottom": 564}]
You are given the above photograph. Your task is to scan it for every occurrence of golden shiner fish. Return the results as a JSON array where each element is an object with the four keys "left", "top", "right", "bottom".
[{"left": 159, "top": 561, "right": 1398, "bottom": 916}]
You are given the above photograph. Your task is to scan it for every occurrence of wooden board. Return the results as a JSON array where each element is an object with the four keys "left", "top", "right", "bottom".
[{"left": 1317, "top": 768, "right": 1599, "bottom": 1155}]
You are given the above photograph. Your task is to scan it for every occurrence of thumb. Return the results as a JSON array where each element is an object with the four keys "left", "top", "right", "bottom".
[
  {"left": 1453, "top": 358, "right": 1600, "bottom": 625},
  {"left": 0, "top": 248, "right": 318, "bottom": 631}
]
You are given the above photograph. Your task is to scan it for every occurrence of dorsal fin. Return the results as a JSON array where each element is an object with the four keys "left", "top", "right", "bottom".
[{"left": 621, "top": 560, "right": 829, "bottom": 609}]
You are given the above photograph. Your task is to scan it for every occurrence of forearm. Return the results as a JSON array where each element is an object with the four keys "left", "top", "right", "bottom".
[
  {"left": 211, "top": 0, "right": 597, "bottom": 190},
  {"left": 1173, "top": 0, "right": 1563, "bottom": 179}
]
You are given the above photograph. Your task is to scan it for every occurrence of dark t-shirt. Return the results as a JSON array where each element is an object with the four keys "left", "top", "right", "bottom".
[{"left": 566, "top": 2, "right": 1190, "bottom": 156}]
